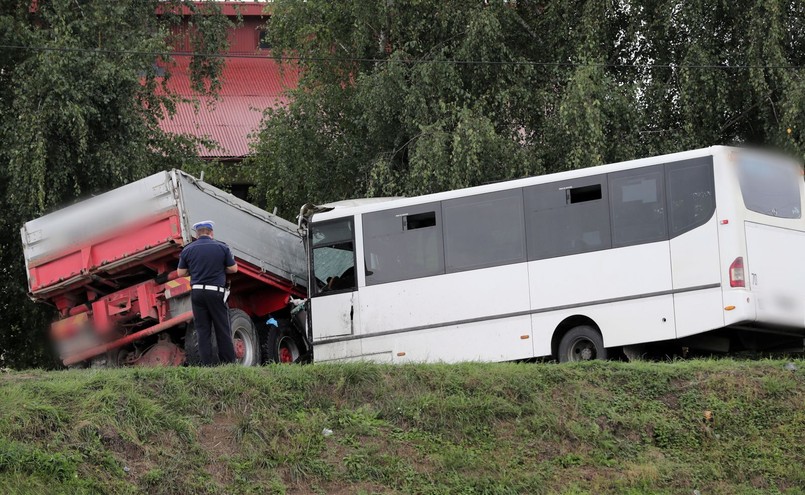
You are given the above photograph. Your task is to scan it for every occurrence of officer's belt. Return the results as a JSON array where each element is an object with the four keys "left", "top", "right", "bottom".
[{"left": 191, "top": 284, "right": 226, "bottom": 293}]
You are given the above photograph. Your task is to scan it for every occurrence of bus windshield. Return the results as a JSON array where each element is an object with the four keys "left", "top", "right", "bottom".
[{"left": 737, "top": 154, "right": 802, "bottom": 219}]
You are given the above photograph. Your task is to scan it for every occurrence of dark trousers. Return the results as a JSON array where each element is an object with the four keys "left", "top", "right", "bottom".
[{"left": 190, "top": 289, "right": 237, "bottom": 365}]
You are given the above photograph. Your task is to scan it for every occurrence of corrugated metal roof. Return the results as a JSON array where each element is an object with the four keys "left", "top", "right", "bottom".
[{"left": 158, "top": 57, "right": 298, "bottom": 158}]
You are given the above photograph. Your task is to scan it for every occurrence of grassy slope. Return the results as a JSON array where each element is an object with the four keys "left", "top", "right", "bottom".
[{"left": 0, "top": 360, "right": 804, "bottom": 495}]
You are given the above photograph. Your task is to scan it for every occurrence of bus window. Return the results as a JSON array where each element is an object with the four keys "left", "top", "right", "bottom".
[
  {"left": 311, "top": 218, "right": 355, "bottom": 295},
  {"left": 442, "top": 189, "right": 526, "bottom": 272},
  {"left": 525, "top": 175, "right": 611, "bottom": 260},
  {"left": 363, "top": 203, "right": 445, "bottom": 285},
  {"left": 737, "top": 154, "right": 801, "bottom": 219},
  {"left": 666, "top": 157, "right": 716, "bottom": 237},
  {"left": 609, "top": 166, "right": 667, "bottom": 247}
]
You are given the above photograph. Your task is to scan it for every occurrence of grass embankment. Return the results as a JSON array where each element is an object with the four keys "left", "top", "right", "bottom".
[{"left": 0, "top": 360, "right": 804, "bottom": 495}]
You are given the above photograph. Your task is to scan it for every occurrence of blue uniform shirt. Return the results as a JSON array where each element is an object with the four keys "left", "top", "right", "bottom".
[{"left": 178, "top": 236, "right": 236, "bottom": 287}]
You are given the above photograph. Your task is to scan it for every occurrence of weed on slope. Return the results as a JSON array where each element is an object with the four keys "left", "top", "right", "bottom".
[{"left": 0, "top": 360, "right": 804, "bottom": 494}]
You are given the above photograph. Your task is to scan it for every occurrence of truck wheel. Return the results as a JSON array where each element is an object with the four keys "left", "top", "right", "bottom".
[
  {"left": 184, "top": 323, "right": 202, "bottom": 366},
  {"left": 106, "top": 348, "right": 130, "bottom": 368},
  {"left": 262, "top": 322, "right": 305, "bottom": 364},
  {"left": 230, "top": 309, "right": 260, "bottom": 367},
  {"left": 184, "top": 311, "right": 260, "bottom": 366},
  {"left": 558, "top": 325, "right": 608, "bottom": 363}
]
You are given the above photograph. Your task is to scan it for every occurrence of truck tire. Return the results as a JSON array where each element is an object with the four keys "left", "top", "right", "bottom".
[
  {"left": 230, "top": 309, "right": 260, "bottom": 367},
  {"left": 558, "top": 325, "right": 608, "bottom": 363},
  {"left": 261, "top": 321, "right": 305, "bottom": 364},
  {"left": 185, "top": 310, "right": 260, "bottom": 366},
  {"left": 184, "top": 323, "right": 202, "bottom": 366}
]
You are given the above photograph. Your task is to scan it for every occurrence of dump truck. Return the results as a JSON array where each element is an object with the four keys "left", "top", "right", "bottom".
[{"left": 21, "top": 170, "right": 309, "bottom": 367}]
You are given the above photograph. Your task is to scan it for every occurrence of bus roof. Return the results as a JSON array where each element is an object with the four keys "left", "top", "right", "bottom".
[{"left": 311, "top": 145, "right": 736, "bottom": 222}]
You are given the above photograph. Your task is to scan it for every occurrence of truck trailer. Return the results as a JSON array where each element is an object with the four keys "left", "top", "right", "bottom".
[{"left": 21, "top": 170, "right": 309, "bottom": 368}]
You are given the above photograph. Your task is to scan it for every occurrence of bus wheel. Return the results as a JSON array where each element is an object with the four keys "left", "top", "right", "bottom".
[
  {"left": 558, "top": 326, "right": 608, "bottom": 363},
  {"left": 230, "top": 309, "right": 260, "bottom": 367},
  {"left": 262, "top": 324, "right": 304, "bottom": 364}
]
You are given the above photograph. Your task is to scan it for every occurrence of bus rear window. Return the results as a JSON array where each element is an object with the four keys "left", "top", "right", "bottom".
[{"left": 737, "top": 155, "right": 801, "bottom": 219}]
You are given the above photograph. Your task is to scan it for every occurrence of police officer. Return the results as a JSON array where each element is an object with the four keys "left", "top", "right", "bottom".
[{"left": 176, "top": 220, "right": 238, "bottom": 365}]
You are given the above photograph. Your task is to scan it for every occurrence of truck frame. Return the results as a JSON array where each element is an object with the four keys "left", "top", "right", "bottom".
[{"left": 22, "top": 170, "right": 309, "bottom": 367}]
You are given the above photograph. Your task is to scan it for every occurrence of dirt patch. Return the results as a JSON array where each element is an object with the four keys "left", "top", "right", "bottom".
[
  {"left": 594, "top": 415, "right": 642, "bottom": 443},
  {"left": 94, "top": 425, "right": 156, "bottom": 483},
  {"left": 197, "top": 413, "right": 240, "bottom": 485},
  {"left": 659, "top": 377, "right": 691, "bottom": 409},
  {"left": 100, "top": 427, "right": 145, "bottom": 460},
  {"left": 659, "top": 392, "right": 680, "bottom": 409}
]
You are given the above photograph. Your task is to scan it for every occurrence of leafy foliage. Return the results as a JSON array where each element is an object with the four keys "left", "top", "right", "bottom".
[
  {"left": 0, "top": 0, "right": 231, "bottom": 368},
  {"left": 247, "top": 0, "right": 805, "bottom": 217}
]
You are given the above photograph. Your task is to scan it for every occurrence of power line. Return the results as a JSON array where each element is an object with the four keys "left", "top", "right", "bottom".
[
  {"left": 0, "top": 45, "right": 805, "bottom": 70},
  {"left": 1, "top": 44, "right": 803, "bottom": 70}
]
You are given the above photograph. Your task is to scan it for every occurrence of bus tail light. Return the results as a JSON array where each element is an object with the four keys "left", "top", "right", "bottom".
[{"left": 729, "top": 257, "right": 745, "bottom": 287}]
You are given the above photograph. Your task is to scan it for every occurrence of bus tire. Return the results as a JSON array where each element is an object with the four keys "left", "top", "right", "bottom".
[
  {"left": 558, "top": 326, "right": 608, "bottom": 363},
  {"left": 262, "top": 322, "right": 304, "bottom": 364},
  {"left": 230, "top": 309, "right": 260, "bottom": 366}
]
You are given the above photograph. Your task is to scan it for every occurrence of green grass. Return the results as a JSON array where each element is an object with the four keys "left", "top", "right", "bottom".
[{"left": 1, "top": 360, "right": 804, "bottom": 494}]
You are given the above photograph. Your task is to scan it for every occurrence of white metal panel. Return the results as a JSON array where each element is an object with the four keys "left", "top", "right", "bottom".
[
  {"left": 669, "top": 216, "right": 724, "bottom": 338},
  {"left": 528, "top": 242, "right": 675, "bottom": 346},
  {"left": 334, "top": 352, "right": 394, "bottom": 364},
  {"left": 674, "top": 289, "right": 726, "bottom": 338},
  {"left": 311, "top": 291, "right": 360, "bottom": 339},
  {"left": 722, "top": 288, "right": 756, "bottom": 326},
  {"left": 531, "top": 294, "right": 676, "bottom": 350},
  {"left": 745, "top": 222, "right": 805, "bottom": 326},
  {"left": 528, "top": 243, "right": 673, "bottom": 307},
  {"left": 669, "top": 216, "right": 721, "bottom": 289},
  {"left": 359, "top": 315, "right": 533, "bottom": 363},
  {"left": 711, "top": 149, "right": 752, "bottom": 324},
  {"left": 312, "top": 339, "right": 364, "bottom": 362},
  {"left": 357, "top": 263, "right": 531, "bottom": 335}
]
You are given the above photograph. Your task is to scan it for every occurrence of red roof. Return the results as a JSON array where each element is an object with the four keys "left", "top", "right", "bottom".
[{"left": 159, "top": 57, "right": 298, "bottom": 159}]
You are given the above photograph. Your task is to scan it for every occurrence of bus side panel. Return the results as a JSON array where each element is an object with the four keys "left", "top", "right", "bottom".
[
  {"left": 359, "top": 315, "right": 533, "bottom": 363},
  {"left": 313, "top": 339, "right": 365, "bottom": 362},
  {"left": 531, "top": 295, "right": 676, "bottom": 353},
  {"left": 670, "top": 216, "right": 725, "bottom": 338},
  {"left": 673, "top": 289, "right": 725, "bottom": 339},
  {"left": 357, "top": 264, "right": 533, "bottom": 361},
  {"left": 528, "top": 243, "right": 676, "bottom": 347}
]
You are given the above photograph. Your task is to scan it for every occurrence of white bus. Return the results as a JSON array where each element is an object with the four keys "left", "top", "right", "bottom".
[{"left": 299, "top": 146, "right": 805, "bottom": 363}]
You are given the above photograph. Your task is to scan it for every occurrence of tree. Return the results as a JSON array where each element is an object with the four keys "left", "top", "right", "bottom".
[
  {"left": 247, "top": 0, "right": 804, "bottom": 218},
  {"left": 0, "top": 0, "right": 231, "bottom": 368}
]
